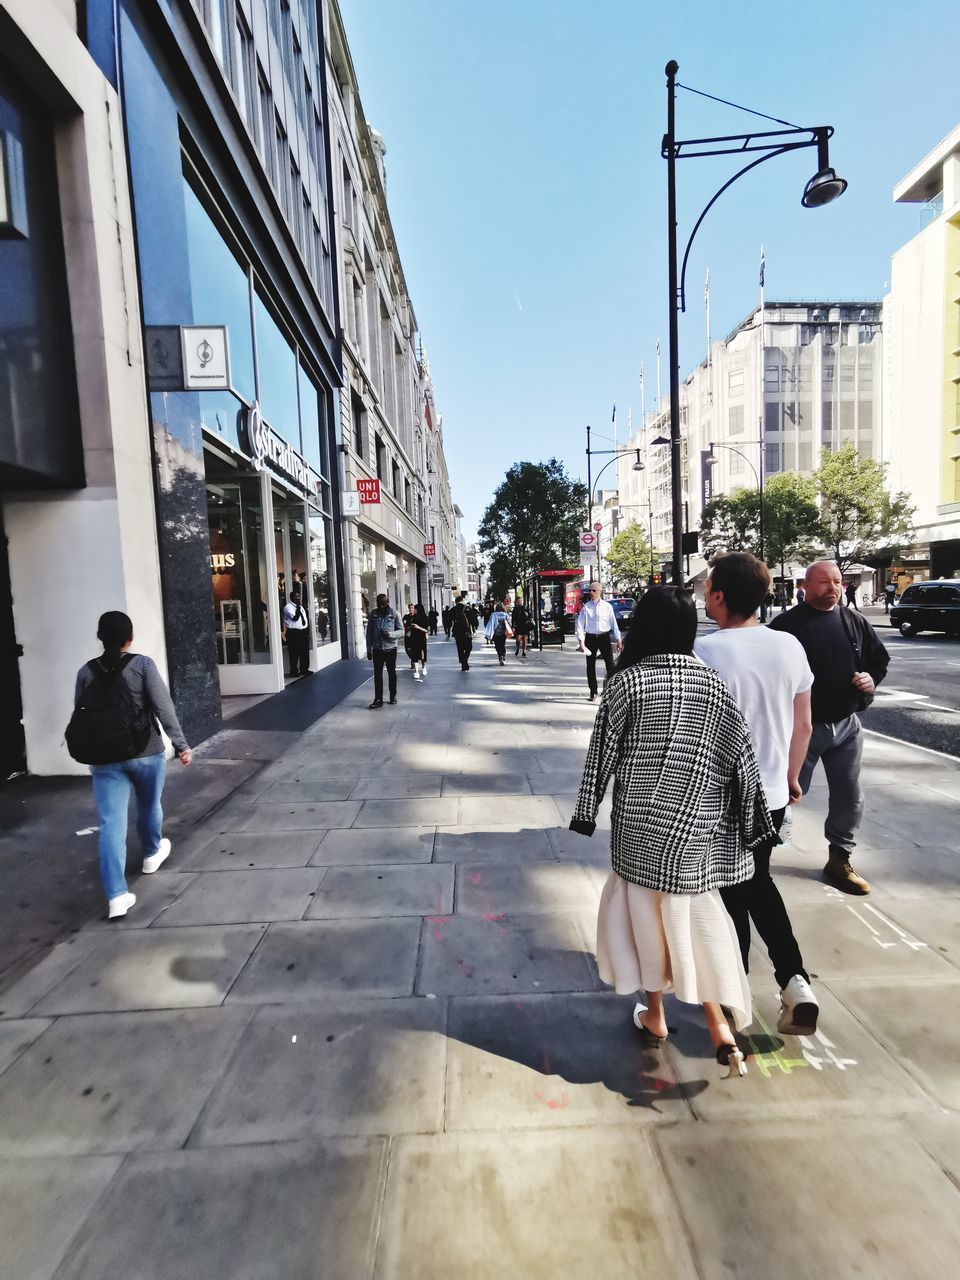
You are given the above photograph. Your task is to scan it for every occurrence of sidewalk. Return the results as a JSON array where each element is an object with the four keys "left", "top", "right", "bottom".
[{"left": 0, "top": 635, "right": 958, "bottom": 1278}]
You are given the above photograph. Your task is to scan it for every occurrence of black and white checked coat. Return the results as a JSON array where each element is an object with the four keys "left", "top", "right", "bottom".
[{"left": 570, "top": 654, "right": 775, "bottom": 894}]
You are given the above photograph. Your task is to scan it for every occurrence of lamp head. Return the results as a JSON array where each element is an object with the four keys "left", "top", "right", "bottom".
[
  {"left": 801, "top": 129, "right": 847, "bottom": 208},
  {"left": 706, "top": 443, "right": 718, "bottom": 467},
  {"left": 632, "top": 449, "right": 645, "bottom": 472}
]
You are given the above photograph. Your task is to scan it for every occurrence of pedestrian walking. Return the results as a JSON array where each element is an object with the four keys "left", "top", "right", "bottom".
[
  {"left": 511, "top": 600, "right": 530, "bottom": 658},
  {"left": 282, "top": 590, "right": 311, "bottom": 676},
  {"left": 366, "top": 594, "right": 402, "bottom": 708},
  {"left": 451, "top": 599, "right": 473, "bottom": 671},
  {"left": 484, "top": 601, "right": 513, "bottom": 665},
  {"left": 770, "top": 560, "right": 890, "bottom": 894},
  {"left": 845, "top": 581, "right": 859, "bottom": 610},
  {"left": 884, "top": 581, "right": 896, "bottom": 614},
  {"left": 408, "top": 603, "right": 430, "bottom": 680},
  {"left": 796, "top": 586, "right": 805, "bottom": 604},
  {"left": 402, "top": 603, "right": 417, "bottom": 670},
  {"left": 697, "top": 553, "right": 819, "bottom": 1035},
  {"left": 571, "top": 587, "right": 774, "bottom": 1078},
  {"left": 575, "top": 581, "right": 622, "bottom": 701},
  {"left": 428, "top": 607, "right": 439, "bottom": 636},
  {"left": 469, "top": 603, "right": 479, "bottom": 635},
  {"left": 67, "top": 611, "right": 192, "bottom": 919},
  {"left": 442, "top": 605, "right": 452, "bottom": 639}
]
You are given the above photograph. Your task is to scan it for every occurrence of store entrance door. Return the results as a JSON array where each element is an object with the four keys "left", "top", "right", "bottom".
[
  {"left": 0, "top": 509, "right": 26, "bottom": 778},
  {"left": 274, "top": 494, "right": 312, "bottom": 675}
]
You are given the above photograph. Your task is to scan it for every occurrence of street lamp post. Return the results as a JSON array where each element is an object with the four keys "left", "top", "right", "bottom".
[
  {"left": 706, "top": 439, "right": 770, "bottom": 618},
  {"left": 662, "top": 59, "right": 846, "bottom": 587},
  {"left": 586, "top": 447, "right": 645, "bottom": 585}
]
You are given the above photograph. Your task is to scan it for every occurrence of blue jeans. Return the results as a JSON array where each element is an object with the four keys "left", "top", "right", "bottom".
[{"left": 91, "top": 753, "right": 166, "bottom": 899}]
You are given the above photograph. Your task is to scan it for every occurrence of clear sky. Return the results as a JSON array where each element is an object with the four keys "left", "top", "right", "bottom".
[{"left": 339, "top": 0, "right": 958, "bottom": 544}]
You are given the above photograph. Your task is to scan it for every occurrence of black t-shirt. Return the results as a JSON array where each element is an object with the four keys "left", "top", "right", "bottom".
[{"left": 769, "top": 602, "right": 888, "bottom": 723}]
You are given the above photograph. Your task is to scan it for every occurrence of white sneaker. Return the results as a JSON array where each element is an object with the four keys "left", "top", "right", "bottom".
[
  {"left": 142, "top": 838, "right": 171, "bottom": 874},
  {"left": 420, "top": 667, "right": 427, "bottom": 678},
  {"left": 777, "top": 974, "right": 819, "bottom": 1035},
  {"left": 413, "top": 671, "right": 421, "bottom": 681},
  {"left": 108, "top": 892, "right": 136, "bottom": 919}
]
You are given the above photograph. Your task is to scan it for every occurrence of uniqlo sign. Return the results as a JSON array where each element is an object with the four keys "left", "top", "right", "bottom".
[
  {"left": 357, "top": 478, "right": 381, "bottom": 504},
  {"left": 424, "top": 542, "right": 436, "bottom": 560}
]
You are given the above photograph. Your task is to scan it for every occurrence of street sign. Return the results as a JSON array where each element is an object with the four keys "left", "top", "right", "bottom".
[
  {"left": 432, "top": 573, "right": 444, "bottom": 585},
  {"left": 580, "top": 551, "right": 597, "bottom": 569},
  {"left": 424, "top": 542, "right": 436, "bottom": 560},
  {"left": 357, "top": 478, "right": 381, "bottom": 504},
  {"left": 579, "top": 531, "right": 598, "bottom": 551},
  {"left": 341, "top": 491, "right": 360, "bottom": 516},
  {"left": 593, "top": 522, "right": 603, "bottom": 532}
]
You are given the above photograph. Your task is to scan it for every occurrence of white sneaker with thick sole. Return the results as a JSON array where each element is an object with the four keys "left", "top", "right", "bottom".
[
  {"left": 777, "top": 974, "right": 819, "bottom": 1035},
  {"left": 142, "top": 838, "right": 171, "bottom": 875},
  {"left": 108, "top": 892, "right": 136, "bottom": 920}
]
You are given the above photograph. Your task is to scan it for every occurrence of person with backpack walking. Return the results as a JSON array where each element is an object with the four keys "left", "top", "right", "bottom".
[
  {"left": 484, "top": 601, "right": 513, "bottom": 665},
  {"left": 451, "top": 599, "right": 473, "bottom": 671},
  {"left": 68, "top": 611, "right": 192, "bottom": 920}
]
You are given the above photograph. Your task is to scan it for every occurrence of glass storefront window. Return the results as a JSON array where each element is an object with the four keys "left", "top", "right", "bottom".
[
  {"left": 183, "top": 181, "right": 256, "bottom": 404},
  {"left": 384, "top": 549, "right": 399, "bottom": 614},
  {"left": 254, "top": 290, "right": 300, "bottom": 447},
  {"left": 359, "top": 538, "right": 377, "bottom": 617},
  {"left": 199, "top": 390, "right": 244, "bottom": 454},
  {"left": 206, "top": 460, "right": 271, "bottom": 665},
  {"left": 309, "top": 510, "right": 337, "bottom": 646},
  {"left": 298, "top": 359, "right": 329, "bottom": 479}
]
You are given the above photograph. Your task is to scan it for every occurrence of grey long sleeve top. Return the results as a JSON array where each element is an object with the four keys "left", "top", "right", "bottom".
[{"left": 75, "top": 653, "right": 189, "bottom": 757}]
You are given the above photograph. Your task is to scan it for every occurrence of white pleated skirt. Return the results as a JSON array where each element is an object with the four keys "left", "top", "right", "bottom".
[{"left": 596, "top": 872, "right": 753, "bottom": 1031}]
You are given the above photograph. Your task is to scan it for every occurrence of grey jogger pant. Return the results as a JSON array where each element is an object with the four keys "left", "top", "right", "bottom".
[{"left": 799, "top": 714, "right": 864, "bottom": 854}]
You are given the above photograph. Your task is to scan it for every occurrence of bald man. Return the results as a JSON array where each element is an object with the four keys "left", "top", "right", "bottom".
[{"left": 770, "top": 560, "right": 890, "bottom": 894}]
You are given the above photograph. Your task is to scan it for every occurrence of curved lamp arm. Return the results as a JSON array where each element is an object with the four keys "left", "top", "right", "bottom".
[{"left": 708, "top": 441, "right": 760, "bottom": 489}]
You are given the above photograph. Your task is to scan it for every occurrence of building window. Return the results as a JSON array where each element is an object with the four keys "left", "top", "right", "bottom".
[
  {"left": 375, "top": 433, "right": 385, "bottom": 480},
  {"left": 765, "top": 441, "right": 783, "bottom": 475},
  {"left": 392, "top": 459, "right": 401, "bottom": 500},
  {"left": 207, "top": 0, "right": 229, "bottom": 69},
  {"left": 258, "top": 74, "right": 274, "bottom": 181},
  {"left": 275, "top": 119, "right": 289, "bottom": 216},
  {"left": 404, "top": 477, "right": 412, "bottom": 513},
  {"left": 728, "top": 405, "right": 744, "bottom": 436},
  {"left": 289, "top": 160, "right": 302, "bottom": 244},
  {"left": 728, "top": 368, "right": 744, "bottom": 393},
  {"left": 352, "top": 391, "right": 366, "bottom": 459},
  {"left": 232, "top": 12, "right": 256, "bottom": 133}
]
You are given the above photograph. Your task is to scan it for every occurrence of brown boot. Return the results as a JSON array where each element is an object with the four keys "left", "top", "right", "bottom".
[{"left": 824, "top": 846, "right": 870, "bottom": 895}]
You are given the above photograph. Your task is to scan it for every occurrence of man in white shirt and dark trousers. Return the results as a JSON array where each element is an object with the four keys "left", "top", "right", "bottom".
[
  {"left": 575, "top": 582, "right": 622, "bottom": 701},
  {"left": 696, "top": 552, "right": 819, "bottom": 1035},
  {"left": 282, "top": 590, "right": 310, "bottom": 677}
]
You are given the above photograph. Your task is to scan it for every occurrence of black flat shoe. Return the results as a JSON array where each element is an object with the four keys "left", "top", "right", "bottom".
[
  {"left": 368, "top": 700, "right": 383, "bottom": 710},
  {"left": 716, "top": 1042, "right": 747, "bottom": 1078}
]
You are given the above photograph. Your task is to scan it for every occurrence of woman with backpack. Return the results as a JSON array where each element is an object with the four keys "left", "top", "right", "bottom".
[
  {"left": 484, "top": 601, "right": 514, "bottom": 665},
  {"left": 408, "top": 603, "right": 430, "bottom": 681},
  {"left": 68, "top": 611, "right": 192, "bottom": 920}
]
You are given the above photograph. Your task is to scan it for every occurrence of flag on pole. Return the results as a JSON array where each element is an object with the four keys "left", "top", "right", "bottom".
[
  {"left": 704, "top": 268, "right": 710, "bottom": 308},
  {"left": 656, "top": 339, "right": 661, "bottom": 356},
  {"left": 612, "top": 403, "right": 617, "bottom": 424},
  {"left": 759, "top": 246, "right": 765, "bottom": 289}
]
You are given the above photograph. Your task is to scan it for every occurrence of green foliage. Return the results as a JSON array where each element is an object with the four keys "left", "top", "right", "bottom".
[
  {"left": 761, "top": 473, "right": 822, "bottom": 577},
  {"left": 604, "top": 522, "right": 654, "bottom": 596},
  {"left": 477, "top": 459, "right": 588, "bottom": 593},
  {"left": 699, "top": 488, "right": 762, "bottom": 559},
  {"left": 813, "top": 444, "right": 914, "bottom": 572}
]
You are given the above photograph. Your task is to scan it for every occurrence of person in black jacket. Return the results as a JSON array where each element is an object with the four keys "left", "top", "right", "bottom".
[
  {"left": 451, "top": 601, "right": 473, "bottom": 671},
  {"left": 770, "top": 560, "right": 890, "bottom": 895}
]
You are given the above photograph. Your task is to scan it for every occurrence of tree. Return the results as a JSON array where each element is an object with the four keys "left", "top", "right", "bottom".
[
  {"left": 699, "top": 488, "right": 762, "bottom": 559},
  {"left": 477, "top": 459, "right": 587, "bottom": 594},
  {"left": 605, "top": 522, "right": 653, "bottom": 596},
  {"left": 761, "top": 472, "right": 822, "bottom": 584},
  {"left": 813, "top": 444, "right": 914, "bottom": 573}
]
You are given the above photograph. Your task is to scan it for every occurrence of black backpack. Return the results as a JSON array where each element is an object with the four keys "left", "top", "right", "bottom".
[{"left": 65, "top": 654, "right": 152, "bottom": 765}]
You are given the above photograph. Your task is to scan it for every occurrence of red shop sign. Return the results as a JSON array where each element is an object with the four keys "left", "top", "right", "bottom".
[{"left": 357, "top": 478, "right": 381, "bottom": 504}]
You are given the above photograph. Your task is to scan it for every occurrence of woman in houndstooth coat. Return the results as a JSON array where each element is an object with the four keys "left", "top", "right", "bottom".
[{"left": 570, "top": 586, "right": 775, "bottom": 1077}]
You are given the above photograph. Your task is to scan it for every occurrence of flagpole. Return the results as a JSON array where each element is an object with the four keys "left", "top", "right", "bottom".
[
  {"left": 656, "top": 341, "right": 662, "bottom": 412},
  {"left": 639, "top": 363, "right": 645, "bottom": 426},
  {"left": 758, "top": 245, "right": 766, "bottom": 581}
]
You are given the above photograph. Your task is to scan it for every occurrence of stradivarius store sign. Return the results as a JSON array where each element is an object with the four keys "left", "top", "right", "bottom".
[{"left": 243, "top": 402, "right": 319, "bottom": 494}]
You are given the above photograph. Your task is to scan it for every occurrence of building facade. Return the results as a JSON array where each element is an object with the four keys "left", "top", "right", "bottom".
[
  {"left": 618, "top": 300, "right": 883, "bottom": 585},
  {"left": 883, "top": 125, "right": 960, "bottom": 580}
]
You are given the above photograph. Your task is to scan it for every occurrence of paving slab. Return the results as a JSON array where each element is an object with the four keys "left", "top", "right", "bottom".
[
  {"left": 376, "top": 1128, "right": 699, "bottom": 1280},
  {"left": 455, "top": 861, "right": 597, "bottom": 915},
  {"left": 0, "top": 934, "right": 102, "bottom": 1019},
  {"left": 151, "top": 868, "right": 326, "bottom": 927},
  {"left": 310, "top": 826, "right": 436, "bottom": 865},
  {"left": 865, "top": 845, "right": 960, "bottom": 898},
  {"left": 0, "top": 1155, "right": 122, "bottom": 1280},
  {"left": 458, "top": 794, "right": 563, "bottom": 827},
  {"left": 829, "top": 977, "right": 960, "bottom": 1107},
  {"left": 194, "top": 999, "right": 446, "bottom": 1144},
  {"left": 349, "top": 774, "right": 444, "bottom": 799},
  {"left": 415, "top": 912, "right": 598, "bottom": 996},
  {"left": 226, "top": 919, "right": 421, "bottom": 1002},
  {"left": 306, "top": 864, "right": 453, "bottom": 918},
  {"left": 661, "top": 985, "right": 932, "bottom": 1121},
  {"left": 231, "top": 800, "right": 363, "bottom": 833},
  {"left": 439, "top": 772, "right": 533, "bottom": 796},
  {"left": 53, "top": 1139, "right": 386, "bottom": 1280},
  {"left": 875, "top": 897, "right": 960, "bottom": 969},
  {"left": 909, "top": 1112, "right": 960, "bottom": 1186},
  {"left": 442, "top": 746, "right": 540, "bottom": 774},
  {"left": 445, "top": 992, "right": 696, "bottom": 1130},
  {"left": 256, "top": 778, "right": 358, "bottom": 803},
  {"left": 176, "top": 829, "right": 324, "bottom": 870},
  {"left": 26, "top": 925, "right": 266, "bottom": 1015},
  {"left": 433, "top": 824, "right": 552, "bottom": 862},
  {"left": 87, "top": 871, "right": 198, "bottom": 930},
  {"left": 0, "top": 1017, "right": 52, "bottom": 1076},
  {"left": 778, "top": 900, "right": 955, "bottom": 981},
  {"left": 655, "top": 1118, "right": 960, "bottom": 1280},
  {"left": 353, "top": 797, "right": 460, "bottom": 827},
  {"left": 0, "top": 1007, "right": 251, "bottom": 1155}
]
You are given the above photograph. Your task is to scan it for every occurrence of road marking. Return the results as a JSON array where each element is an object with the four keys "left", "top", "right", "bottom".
[
  {"left": 862, "top": 728, "right": 960, "bottom": 762},
  {"left": 846, "top": 903, "right": 928, "bottom": 951}
]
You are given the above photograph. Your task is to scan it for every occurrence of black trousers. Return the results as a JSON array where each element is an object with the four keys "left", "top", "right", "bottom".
[
  {"left": 372, "top": 649, "right": 397, "bottom": 702},
  {"left": 455, "top": 633, "right": 472, "bottom": 669},
  {"left": 719, "top": 808, "right": 808, "bottom": 990},
  {"left": 286, "top": 629, "right": 310, "bottom": 676},
  {"left": 492, "top": 633, "right": 506, "bottom": 661},
  {"left": 584, "top": 632, "right": 615, "bottom": 695}
]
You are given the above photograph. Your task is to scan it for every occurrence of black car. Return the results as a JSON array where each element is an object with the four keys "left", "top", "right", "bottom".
[
  {"left": 889, "top": 580, "right": 960, "bottom": 637},
  {"left": 610, "top": 597, "right": 635, "bottom": 630}
]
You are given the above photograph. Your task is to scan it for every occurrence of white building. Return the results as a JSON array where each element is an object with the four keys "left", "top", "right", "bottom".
[
  {"left": 619, "top": 301, "right": 883, "bottom": 586},
  {"left": 883, "top": 124, "right": 960, "bottom": 580}
]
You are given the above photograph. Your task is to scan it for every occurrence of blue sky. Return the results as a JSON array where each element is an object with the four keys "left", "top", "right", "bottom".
[{"left": 339, "top": 0, "right": 958, "bottom": 543}]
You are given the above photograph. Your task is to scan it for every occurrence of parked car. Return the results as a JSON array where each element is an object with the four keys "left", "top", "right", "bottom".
[
  {"left": 610, "top": 597, "right": 635, "bottom": 630},
  {"left": 889, "top": 580, "right": 960, "bottom": 637}
]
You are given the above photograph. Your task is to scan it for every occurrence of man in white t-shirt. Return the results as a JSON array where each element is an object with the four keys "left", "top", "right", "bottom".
[{"left": 696, "top": 552, "right": 818, "bottom": 1035}]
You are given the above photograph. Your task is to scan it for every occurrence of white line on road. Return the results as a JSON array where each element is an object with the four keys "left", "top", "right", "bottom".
[{"left": 862, "top": 727, "right": 960, "bottom": 762}]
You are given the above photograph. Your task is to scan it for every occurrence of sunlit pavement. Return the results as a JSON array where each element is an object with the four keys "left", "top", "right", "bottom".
[{"left": 0, "top": 636, "right": 958, "bottom": 1278}]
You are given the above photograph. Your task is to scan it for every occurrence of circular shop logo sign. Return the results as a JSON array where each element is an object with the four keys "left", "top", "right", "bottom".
[{"left": 244, "top": 402, "right": 270, "bottom": 470}]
